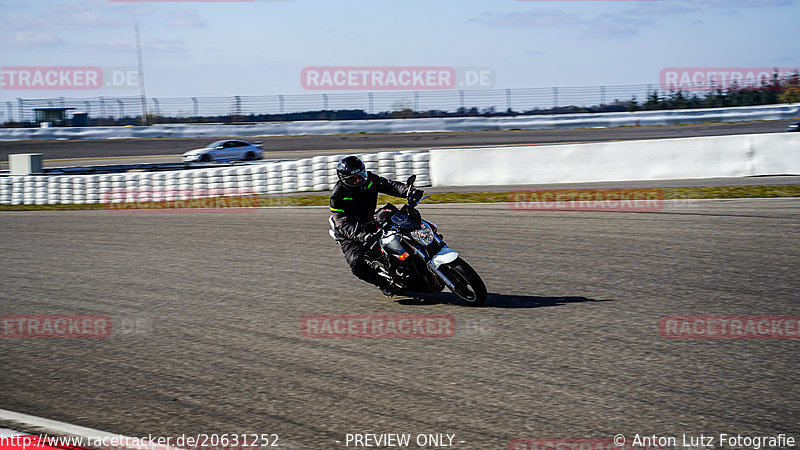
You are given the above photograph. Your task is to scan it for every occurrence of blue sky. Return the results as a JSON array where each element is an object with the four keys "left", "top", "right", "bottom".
[{"left": 0, "top": 0, "right": 797, "bottom": 103}]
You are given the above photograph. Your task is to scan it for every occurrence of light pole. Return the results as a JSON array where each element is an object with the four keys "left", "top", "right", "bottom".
[{"left": 135, "top": 23, "right": 148, "bottom": 126}]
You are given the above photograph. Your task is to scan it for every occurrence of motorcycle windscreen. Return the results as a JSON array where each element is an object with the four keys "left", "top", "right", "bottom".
[{"left": 390, "top": 212, "right": 420, "bottom": 230}]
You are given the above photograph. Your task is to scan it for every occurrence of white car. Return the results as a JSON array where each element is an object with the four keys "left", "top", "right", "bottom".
[{"left": 182, "top": 140, "right": 264, "bottom": 163}]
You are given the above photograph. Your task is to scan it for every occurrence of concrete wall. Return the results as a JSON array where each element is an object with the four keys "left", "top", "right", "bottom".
[{"left": 430, "top": 133, "right": 800, "bottom": 186}]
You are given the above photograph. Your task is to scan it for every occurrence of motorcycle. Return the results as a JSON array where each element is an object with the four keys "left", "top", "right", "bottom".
[{"left": 329, "top": 175, "right": 488, "bottom": 306}]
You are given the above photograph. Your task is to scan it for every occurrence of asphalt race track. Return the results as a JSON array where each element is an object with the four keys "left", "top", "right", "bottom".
[
  {"left": 0, "top": 119, "right": 797, "bottom": 165},
  {"left": 1, "top": 200, "right": 799, "bottom": 449}
]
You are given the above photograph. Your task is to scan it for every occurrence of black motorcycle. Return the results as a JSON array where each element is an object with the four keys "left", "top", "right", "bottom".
[{"left": 330, "top": 175, "right": 487, "bottom": 306}]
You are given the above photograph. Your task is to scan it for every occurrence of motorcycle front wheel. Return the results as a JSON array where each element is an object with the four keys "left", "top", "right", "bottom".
[{"left": 440, "top": 257, "right": 487, "bottom": 306}]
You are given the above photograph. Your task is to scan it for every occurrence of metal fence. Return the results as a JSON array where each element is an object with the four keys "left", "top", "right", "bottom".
[{"left": 0, "top": 83, "right": 711, "bottom": 124}]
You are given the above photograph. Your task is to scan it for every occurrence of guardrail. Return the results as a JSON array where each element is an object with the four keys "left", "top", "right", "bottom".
[
  {"left": 1, "top": 103, "right": 798, "bottom": 141},
  {"left": 0, "top": 151, "right": 431, "bottom": 205},
  {"left": 0, "top": 84, "right": 686, "bottom": 123}
]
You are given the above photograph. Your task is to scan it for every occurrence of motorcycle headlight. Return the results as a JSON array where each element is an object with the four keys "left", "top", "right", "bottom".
[{"left": 411, "top": 222, "right": 435, "bottom": 246}]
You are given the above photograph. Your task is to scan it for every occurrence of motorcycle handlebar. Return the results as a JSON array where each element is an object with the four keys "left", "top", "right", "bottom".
[{"left": 407, "top": 194, "right": 431, "bottom": 209}]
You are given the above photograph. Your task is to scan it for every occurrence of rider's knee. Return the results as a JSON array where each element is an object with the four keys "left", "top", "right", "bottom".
[{"left": 350, "top": 259, "right": 372, "bottom": 280}]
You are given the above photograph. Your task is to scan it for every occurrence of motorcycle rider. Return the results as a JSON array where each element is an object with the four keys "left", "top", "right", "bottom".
[{"left": 330, "top": 155, "right": 424, "bottom": 296}]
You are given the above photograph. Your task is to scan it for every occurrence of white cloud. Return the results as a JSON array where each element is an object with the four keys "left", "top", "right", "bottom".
[
  {"left": 147, "top": 39, "right": 188, "bottom": 54},
  {"left": 472, "top": 9, "right": 652, "bottom": 40},
  {"left": 625, "top": 3, "right": 699, "bottom": 16},
  {"left": 689, "top": 0, "right": 795, "bottom": 7},
  {"left": 625, "top": 0, "right": 795, "bottom": 18},
  {"left": 771, "top": 56, "right": 800, "bottom": 64},
  {"left": 0, "top": 0, "right": 152, "bottom": 32},
  {"left": 581, "top": 15, "right": 654, "bottom": 40},
  {"left": 164, "top": 9, "right": 208, "bottom": 29},
  {"left": 88, "top": 39, "right": 136, "bottom": 53},
  {"left": 9, "top": 31, "right": 66, "bottom": 48},
  {"left": 80, "top": 38, "right": 185, "bottom": 55},
  {"left": 471, "top": 9, "right": 581, "bottom": 27}
]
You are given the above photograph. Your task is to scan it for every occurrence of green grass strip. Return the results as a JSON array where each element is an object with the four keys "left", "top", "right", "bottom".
[{"left": 1, "top": 184, "right": 799, "bottom": 211}]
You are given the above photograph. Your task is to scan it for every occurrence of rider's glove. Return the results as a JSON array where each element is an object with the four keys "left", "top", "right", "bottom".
[{"left": 408, "top": 188, "right": 424, "bottom": 203}]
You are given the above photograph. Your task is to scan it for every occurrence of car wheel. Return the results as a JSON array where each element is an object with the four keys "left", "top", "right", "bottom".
[
  {"left": 200, "top": 154, "right": 211, "bottom": 162},
  {"left": 244, "top": 151, "right": 256, "bottom": 161}
]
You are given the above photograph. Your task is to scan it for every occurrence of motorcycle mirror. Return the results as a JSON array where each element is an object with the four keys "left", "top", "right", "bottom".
[{"left": 406, "top": 175, "right": 416, "bottom": 186}]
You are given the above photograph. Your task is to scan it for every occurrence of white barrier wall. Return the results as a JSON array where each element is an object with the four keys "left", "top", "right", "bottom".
[
  {"left": 0, "top": 151, "right": 430, "bottom": 205},
  {"left": 430, "top": 132, "right": 800, "bottom": 186},
  {"left": 1, "top": 103, "right": 798, "bottom": 140},
  {"left": 3, "top": 132, "right": 799, "bottom": 205}
]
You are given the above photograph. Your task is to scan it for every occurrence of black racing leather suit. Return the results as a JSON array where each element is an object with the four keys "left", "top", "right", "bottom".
[{"left": 330, "top": 171, "right": 409, "bottom": 288}]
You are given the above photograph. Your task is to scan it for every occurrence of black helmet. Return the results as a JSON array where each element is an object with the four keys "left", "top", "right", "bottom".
[{"left": 336, "top": 156, "right": 368, "bottom": 187}]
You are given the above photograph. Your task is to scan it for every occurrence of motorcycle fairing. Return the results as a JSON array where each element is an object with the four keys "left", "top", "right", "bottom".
[{"left": 431, "top": 245, "right": 458, "bottom": 269}]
